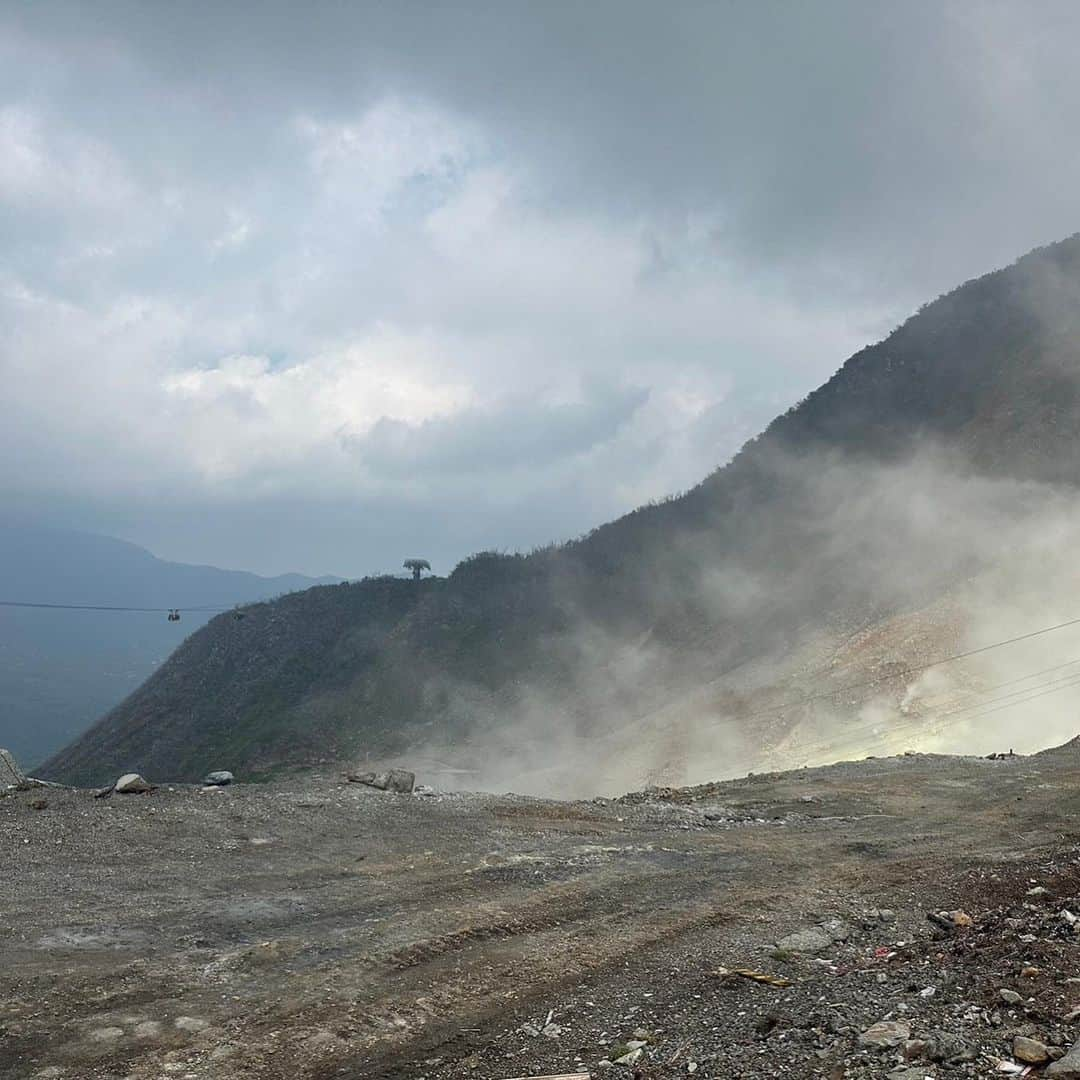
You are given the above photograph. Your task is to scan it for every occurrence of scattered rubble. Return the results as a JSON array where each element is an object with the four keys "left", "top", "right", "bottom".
[
  {"left": 346, "top": 767, "right": 415, "bottom": 793},
  {"left": 775, "top": 925, "right": 832, "bottom": 953},
  {"left": 11, "top": 748, "right": 1080, "bottom": 1079}
]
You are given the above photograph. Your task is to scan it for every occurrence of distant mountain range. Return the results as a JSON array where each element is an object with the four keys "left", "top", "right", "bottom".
[
  {"left": 0, "top": 523, "right": 337, "bottom": 768},
  {"left": 40, "top": 235, "right": 1080, "bottom": 792}
]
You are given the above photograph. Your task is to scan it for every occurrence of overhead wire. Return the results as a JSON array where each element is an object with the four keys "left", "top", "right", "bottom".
[
  {"left": 736, "top": 613, "right": 1080, "bottom": 724},
  {"left": 10, "top": 598, "right": 1080, "bottom": 742},
  {"left": 0, "top": 599, "right": 242, "bottom": 614},
  {"left": 773, "top": 659, "right": 1080, "bottom": 763}
]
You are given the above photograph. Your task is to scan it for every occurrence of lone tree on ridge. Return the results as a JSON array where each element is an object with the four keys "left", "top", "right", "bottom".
[{"left": 403, "top": 558, "right": 431, "bottom": 581}]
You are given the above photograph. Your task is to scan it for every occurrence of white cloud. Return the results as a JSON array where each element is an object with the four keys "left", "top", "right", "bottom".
[
  {"left": 0, "top": 18, "right": 946, "bottom": 573},
  {"left": 298, "top": 97, "right": 484, "bottom": 228},
  {"left": 0, "top": 104, "right": 138, "bottom": 212},
  {"left": 211, "top": 209, "right": 253, "bottom": 253}
]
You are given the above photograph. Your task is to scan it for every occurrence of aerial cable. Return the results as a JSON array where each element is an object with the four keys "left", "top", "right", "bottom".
[
  {"left": 797, "top": 665, "right": 1080, "bottom": 749},
  {"left": 738, "top": 613, "right": 1080, "bottom": 723},
  {"left": 776, "top": 664, "right": 1080, "bottom": 762},
  {"left": 0, "top": 600, "right": 244, "bottom": 614},
  {"left": 906, "top": 655, "right": 1080, "bottom": 712}
]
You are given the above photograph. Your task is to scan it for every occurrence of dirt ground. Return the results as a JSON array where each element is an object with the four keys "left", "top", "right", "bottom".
[{"left": 5, "top": 742, "right": 1080, "bottom": 1079}]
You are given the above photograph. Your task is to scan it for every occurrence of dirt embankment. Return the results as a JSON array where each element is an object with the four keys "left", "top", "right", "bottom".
[{"left": 5, "top": 741, "right": 1080, "bottom": 1078}]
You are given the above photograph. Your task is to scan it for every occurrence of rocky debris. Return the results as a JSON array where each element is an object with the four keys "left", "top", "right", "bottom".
[
  {"left": 18, "top": 756, "right": 1080, "bottom": 1080},
  {"left": 869, "top": 907, "right": 898, "bottom": 923},
  {"left": 923, "top": 1030, "right": 977, "bottom": 1064},
  {"left": 775, "top": 926, "right": 832, "bottom": 952},
  {"left": 774, "top": 916, "right": 850, "bottom": 954},
  {"left": 500, "top": 1075, "right": 589, "bottom": 1080},
  {"left": 346, "top": 768, "right": 415, "bottom": 794},
  {"left": 926, "top": 908, "right": 973, "bottom": 936},
  {"left": 112, "top": 773, "right": 156, "bottom": 795},
  {"left": 819, "top": 916, "right": 853, "bottom": 941},
  {"left": 202, "top": 770, "right": 234, "bottom": 786},
  {"left": 1049, "top": 1041, "right": 1080, "bottom": 1077},
  {"left": 858, "top": 1019, "right": 912, "bottom": 1050},
  {"left": 523, "top": 865, "right": 1080, "bottom": 1078}
]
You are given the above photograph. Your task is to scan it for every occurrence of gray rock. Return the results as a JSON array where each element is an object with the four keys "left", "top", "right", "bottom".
[
  {"left": 347, "top": 768, "right": 415, "bottom": 794},
  {"left": 775, "top": 927, "right": 832, "bottom": 953},
  {"left": 820, "top": 916, "right": 853, "bottom": 941},
  {"left": 858, "top": 1020, "right": 911, "bottom": 1050},
  {"left": 347, "top": 770, "right": 382, "bottom": 787},
  {"left": 1049, "top": 1041, "right": 1080, "bottom": 1077},
  {"left": 113, "top": 773, "right": 154, "bottom": 794},
  {"left": 1015, "top": 1036, "right": 1051, "bottom": 1064},
  {"left": 384, "top": 768, "right": 415, "bottom": 793},
  {"left": 0, "top": 748, "right": 28, "bottom": 790},
  {"left": 999, "top": 988, "right": 1023, "bottom": 1004},
  {"left": 202, "top": 771, "right": 234, "bottom": 786},
  {"left": 925, "top": 1031, "right": 977, "bottom": 1063}
]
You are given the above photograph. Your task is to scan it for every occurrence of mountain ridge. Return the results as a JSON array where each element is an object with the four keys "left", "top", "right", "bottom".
[
  {"left": 41, "top": 233, "right": 1080, "bottom": 789},
  {"left": 0, "top": 522, "right": 338, "bottom": 768}
]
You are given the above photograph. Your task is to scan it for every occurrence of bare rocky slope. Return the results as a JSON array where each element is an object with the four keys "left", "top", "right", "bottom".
[{"left": 41, "top": 234, "right": 1080, "bottom": 788}]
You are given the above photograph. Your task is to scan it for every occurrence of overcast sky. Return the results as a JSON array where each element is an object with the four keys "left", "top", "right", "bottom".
[{"left": 3, "top": 1, "right": 1080, "bottom": 577}]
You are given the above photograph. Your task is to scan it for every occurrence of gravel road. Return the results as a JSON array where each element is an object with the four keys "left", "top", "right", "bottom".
[{"left": 5, "top": 742, "right": 1080, "bottom": 1078}]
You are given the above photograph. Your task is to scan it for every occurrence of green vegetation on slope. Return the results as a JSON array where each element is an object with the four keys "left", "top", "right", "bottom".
[{"left": 42, "top": 234, "right": 1080, "bottom": 785}]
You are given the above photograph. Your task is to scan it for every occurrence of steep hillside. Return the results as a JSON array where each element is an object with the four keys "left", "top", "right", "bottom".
[
  {"left": 42, "top": 235, "right": 1080, "bottom": 789},
  {"left": 0, "top": 524, "right": 336, "bottom": 768}
]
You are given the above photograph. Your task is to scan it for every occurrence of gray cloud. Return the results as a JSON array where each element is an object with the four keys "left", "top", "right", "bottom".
[
  {"left": 2, "top": 2, "right": 1077, "bottom": 574},
  {"left": 352, "top": 382, "right": 649, "bottom": 475}
]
